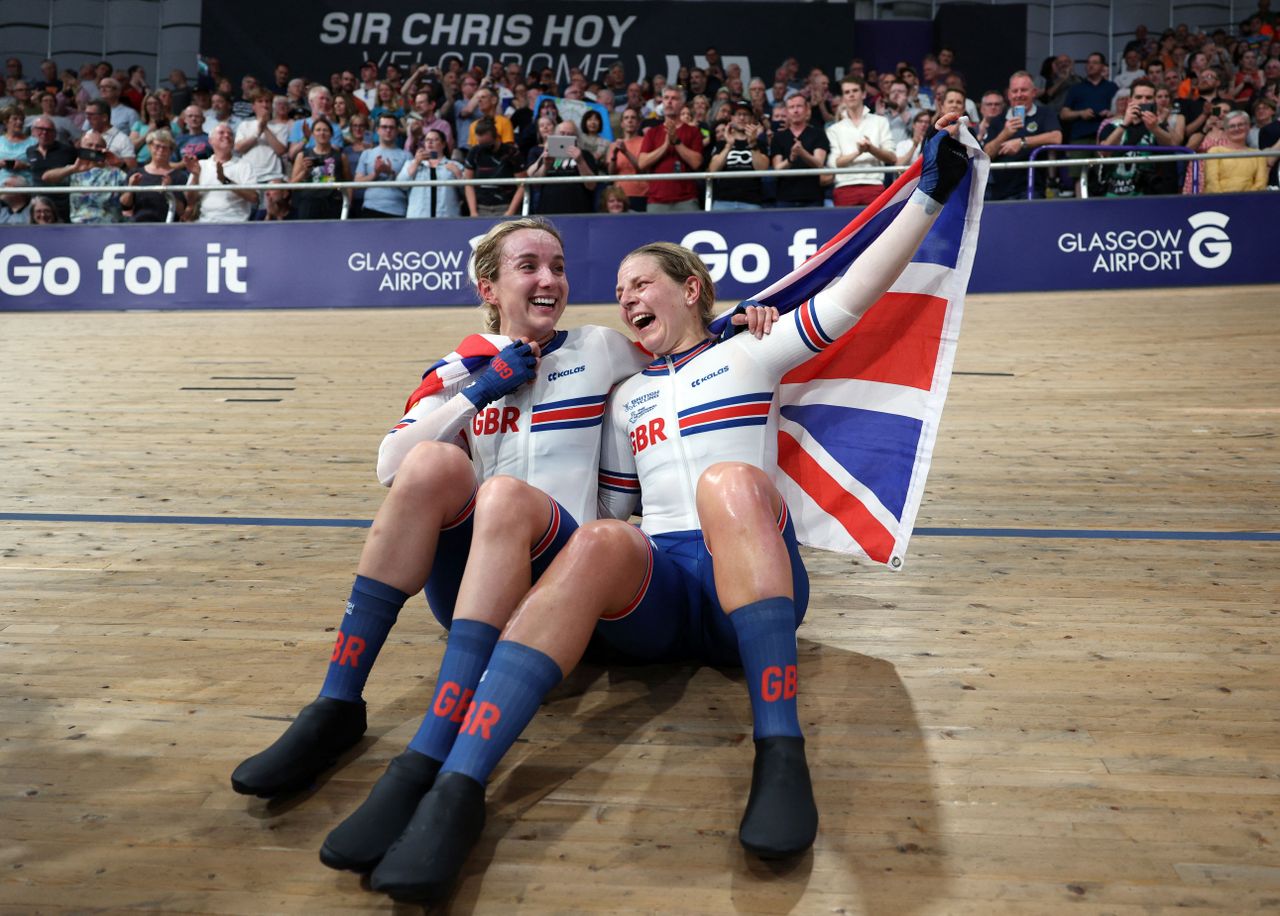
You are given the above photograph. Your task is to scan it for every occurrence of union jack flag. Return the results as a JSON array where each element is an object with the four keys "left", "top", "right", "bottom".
[
  {"left": 402, "top": 334, "right": 506, "bottom": 413},
  {"left": 710, "top": 128, "right": 989, "bottom": 568}
]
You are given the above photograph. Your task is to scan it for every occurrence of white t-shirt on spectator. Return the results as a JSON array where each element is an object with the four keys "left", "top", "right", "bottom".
[
  {"left": 234, "top": 119, "right": 288, "bottom": 181},
  {"left": 194, "top": 157, "right": 256, "bottom": 222}
]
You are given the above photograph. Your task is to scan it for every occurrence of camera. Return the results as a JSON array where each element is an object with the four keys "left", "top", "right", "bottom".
[{"left": 1139, "top": 103, "right": 1156, "bottom": 113}]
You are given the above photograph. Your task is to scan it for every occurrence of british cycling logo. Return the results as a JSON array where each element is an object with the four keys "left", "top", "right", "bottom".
[{"left": 1056, "top": 211, "right": 1231, "bottom": 273}]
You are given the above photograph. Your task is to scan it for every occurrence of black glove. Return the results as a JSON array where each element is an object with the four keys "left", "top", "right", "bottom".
[
  {"left": 461, "top": 340, "right": 538, "bottom": 408},
  {"left": 918, "top": 126, "right": 969, "bottom": 205}
]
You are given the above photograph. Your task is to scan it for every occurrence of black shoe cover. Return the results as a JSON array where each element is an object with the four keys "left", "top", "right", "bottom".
[
  {"left": 369, "top": 771, "right": 486, "bottom": 903},
  {"left": 319, "top": 749, "right": 442, "bottom": 873},
  {"left": 738, "top": 735, "right": 819, "bottom": 858},
  {"left": 230, "top": 696, "right": 366, "bottom": 798}
]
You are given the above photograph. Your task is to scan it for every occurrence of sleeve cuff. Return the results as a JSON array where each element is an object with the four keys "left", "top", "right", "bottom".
[{"left": 909, "top": 187, "right": 944, "bottom": 214}]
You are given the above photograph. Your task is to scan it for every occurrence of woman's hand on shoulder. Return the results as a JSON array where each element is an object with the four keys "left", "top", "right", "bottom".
[{"left": 731, "top": 304, "right": 780, "bottom": 338}]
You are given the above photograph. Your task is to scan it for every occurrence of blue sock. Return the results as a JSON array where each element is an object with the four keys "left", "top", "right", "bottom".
[
  {"left": 730, "top": 597, "right": 803, "bottom": 739},
  {"left": 406, "top": 619, "right": 501, "bottom": 762},
  {"left": 318, "top": 575, "right": 409, "bottom": 703},
  {"left": 439, "top": 641, "right": 562, "bottom": 785}
]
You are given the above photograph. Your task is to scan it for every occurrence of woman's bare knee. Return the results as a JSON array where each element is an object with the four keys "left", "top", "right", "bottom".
[
  {"left": 697, "top": 462, "right": 777, "bottom": 512},
  {"left": 556, "top": 520, "right": 645, "bottom": 571},
  {"left": 473, "top": 475, "right": 553, "bottom": 540},
  {"left": 394, "top": 441, "right": 474, "bottom": 494}
]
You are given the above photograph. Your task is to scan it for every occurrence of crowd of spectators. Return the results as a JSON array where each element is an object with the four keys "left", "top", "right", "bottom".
[{"left": 1, "top": 5, "right": 1276, "bottom": 224}]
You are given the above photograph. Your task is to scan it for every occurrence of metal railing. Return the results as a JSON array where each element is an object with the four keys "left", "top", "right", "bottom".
[
  {"left": 5, "top": 148, "right": 1276, "bottom": 222},
  {"left": 1027, "top": 144, "right": 1197, "bottom": 200}
]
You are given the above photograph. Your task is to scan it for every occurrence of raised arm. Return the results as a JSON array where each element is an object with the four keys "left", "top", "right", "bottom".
[
  {"left": 742, "top": 113, "right": 972, "bottom": 379},
  {"left": 824, "top": 115, "right": 968, "bottom": 317}
]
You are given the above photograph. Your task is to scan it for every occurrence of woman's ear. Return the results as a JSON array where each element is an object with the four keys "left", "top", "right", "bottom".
[
  {"left": 477, "top": 277, "right": 497, "bottom": 306},
  {"left": 685, "top": 275, "right": 701, "bottom": 307}
]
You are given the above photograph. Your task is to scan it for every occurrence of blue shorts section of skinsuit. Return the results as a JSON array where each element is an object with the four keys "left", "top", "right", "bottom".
[
  {"left": 423, "top": 490, "right": 578, "bottom": 629},
  {"left": 592, "top": 506, "right": 809, "bottom": 666}
]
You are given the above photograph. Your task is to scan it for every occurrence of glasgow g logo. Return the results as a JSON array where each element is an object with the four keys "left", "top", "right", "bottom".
[{"left": 1186, "top": 212, "right": 1231, "bottom": 269}]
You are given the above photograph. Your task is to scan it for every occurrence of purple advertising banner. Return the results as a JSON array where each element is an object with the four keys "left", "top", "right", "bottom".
[{"left": 0, "top": 193, "right": 1271, "bottom": 312}]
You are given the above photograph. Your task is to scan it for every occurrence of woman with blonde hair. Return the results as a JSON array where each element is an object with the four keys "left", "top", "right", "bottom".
[
  {"left": 1204, "top": 109, "right": 1269, "bottom": 191},
  {"left": 122, "top": 128, "right": 188, "bottom": 221},
  {"left": 360, "top": 114, "right": 973, "bottom": 905},
  {"left": 129, "top": 92, "right": 172, "bottom": 162},
  {"left": 232, "top": 218, "right": 647, "bottom": 814}
]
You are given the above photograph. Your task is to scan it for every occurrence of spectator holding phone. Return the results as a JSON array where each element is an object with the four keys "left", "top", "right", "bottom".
[
  {"left": 1177, "top": 68, "right": 1225, "bottom": 142},
  {"left": 400, "top": 128, "right": 463, "bottom": 219},
  {"left": 1098, "top": 79, "right": 1178, "bottom": 195},
  {"left": 288, "top": 117, "right": 349, "bottom": 220},
  {"left": 41, "top": 130, "right": 127, "bottom": 223},
  {"left": 0, "top": 106, "right": 35, "bottom": 183},
  {"left": 707, "top": 100, "right": 769, "bottom": 210},
  {"left": 983, "top": 70, "right": 1063, "bottom": 199},
  {"left": 1153, "top": 86, "right": 1187, "bottom": 145},
  {"left": 527, "top": 120, "right": 597, "bottom": 214}
]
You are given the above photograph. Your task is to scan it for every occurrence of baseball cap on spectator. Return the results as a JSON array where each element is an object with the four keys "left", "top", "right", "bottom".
[{"left": 730, "top": 100, "right": 753, "bottom": 113}]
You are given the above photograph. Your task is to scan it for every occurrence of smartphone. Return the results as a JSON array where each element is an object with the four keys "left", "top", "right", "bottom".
[
  {"left": 1011, "top": 105, "right": 1026, "bottom": 120},
  {"left": 545, "top": 134, "right": 574, "bottom": 158},
  {"left": 1139, "top": 103, "right": 1156, "bottom": 113},
  {"left": 76, "top": 149, "right": 105, "bottom": 163}
]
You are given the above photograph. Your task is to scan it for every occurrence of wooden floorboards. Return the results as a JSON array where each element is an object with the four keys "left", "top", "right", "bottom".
[{"left": 1, "top": 285, "right": 1278, "bottom": 913}]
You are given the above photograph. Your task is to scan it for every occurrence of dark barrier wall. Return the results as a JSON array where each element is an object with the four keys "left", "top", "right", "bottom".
[
  {"left": 853, "top": 22, "right": 933, "bottom": 82},
  {"left": 0, "top": 194, "right": 1269, "bottom": 312},
  {"left": 202, "top": 1, "right": 857, "bottom": 88},
  {"left": 933, "top": 3, "right": 1027, "bottom": 103}
]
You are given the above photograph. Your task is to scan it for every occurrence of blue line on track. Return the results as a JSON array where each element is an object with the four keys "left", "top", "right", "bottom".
[
  {"left": 913, "top": 527, "right": 1279, "bottom": 542},
  {"left": 2, "top": 513, "right": 1278, "bottom": 541},
  {"left": 0, "top": 512, "right": 372, "bottom": 528}
]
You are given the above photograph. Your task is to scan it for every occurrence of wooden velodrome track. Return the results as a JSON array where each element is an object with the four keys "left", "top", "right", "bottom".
[{"left": 2, "top": 283, "right": 1278, "bottom": 914}]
